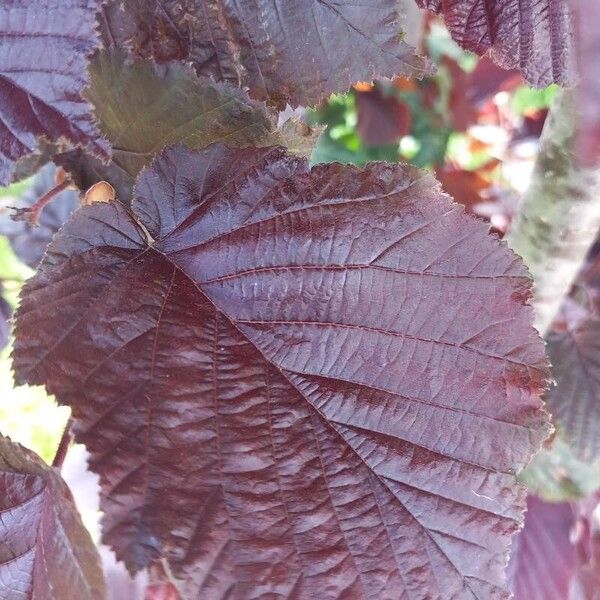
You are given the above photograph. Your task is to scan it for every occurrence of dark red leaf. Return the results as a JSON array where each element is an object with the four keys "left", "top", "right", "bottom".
[
  {"left": 417, "top": 0, "right": 576, "bottom": 87},
  {"left": 0, "top": 1, "right": 108, "bottom": 185},
  {"left": 0, "top": 163, "right": 79, "bottom": 268},
  {"left": 435, "top": 165, "right": 492, "bottom": 209},
  {"left": 443, "top": 57, "right": 522, "bottom": 132},
  {"left": 110, "top": 0, "right": 433, "bottom": 109},
  {"left": 439, "top": 57, "right": 480, "bottom": 132},
  {"left": 97, "top": 0, "right": 138, "bottom": 55},
  {"left": 13, "top": 143, "right": 549, "bottom": 597},
  {"left": 54, "top": 148, "right": 135, "bottom": 208},
  {"left": 355, "top": 86, "right": 411, "bottom": 146},
  {"left": 507, "top": 496, "right": 577, "bottom": 600},
  {"left": 546, "top": 307, "right": 600, "bottom": 460},
  {"left": 465, "top": 57, "right": 522, "bottom": 106},
  {"left": 0, "top": 435, "right": 105, "bottom": 599}
]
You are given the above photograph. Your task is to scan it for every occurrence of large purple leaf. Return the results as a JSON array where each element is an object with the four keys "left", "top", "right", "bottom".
[
  {"left": 13, "top": 143, "right": 550, "bottom": 598},
  {"left": 104, "top": 0, "right": 433, "bottom": 109},
  {"left": 0, "top": 163, "right": 79, "bottom": 268},
  {"left": 0, "top": 435, "right": 105, "bottom": 599},
  {"left": 0, "top": 1, "right": 108, "bottom": 185},
  {"left": 417, "top": 0, "right": 576, "bottom": 87}
]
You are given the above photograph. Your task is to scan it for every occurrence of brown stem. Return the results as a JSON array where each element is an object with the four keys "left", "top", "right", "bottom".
[
  {"left": 10, "top": 179, "right": 70, "bottom": 226},
  {"left": 52, "top": 417, "right": 73, "bottom": 470}
]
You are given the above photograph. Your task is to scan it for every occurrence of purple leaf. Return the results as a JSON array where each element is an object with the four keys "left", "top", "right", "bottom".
[
  {"left": 0, "top": 435, "right": 105, "bottom": 599},
  {"left": 0, "top": 1, "right": 108, "bottom": 185},
  {"left": 106, "top": 0, "right": 433, "bottom": 109},
  {"left": 13, "top": 143, "right": 550, "bottom": 597},
  {"left": 508, "top": 494, "right": 600, "bottom": 600},
  {"left": 507, "top": 496, "right": 577, "bottom": 600},
  {"left": 546, "top": 305, "right": 600, "bottom": 460},
  {"left": 417, "top": 0, "right": 576, "bottom": 87}
]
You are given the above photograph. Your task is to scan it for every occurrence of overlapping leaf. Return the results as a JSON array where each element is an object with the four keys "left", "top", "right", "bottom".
[
  {"left": 355, "top": 86, "right": 411, "bottom": 146},
  {"left": 54, "top": 148, "right": 135, "bottom": 208},
  {"left": 507, "top": 494, "right": 600, "bottom": 600},
  {"left": 0, "top": 164, "right": 79, "bottom": 268},
  {"left": 14, "top": 143, "right": 549, "bottom": 598},
  {"left": 0, "top": 435, "right": 105, "bottom": 599},
  {"left": 80, "top": 50, "right": 277, "bottom": 203},
  {"left": 507, "top": 496, "right": 577, "bottom": 599},
  {"left": 0, "top": 0, "right": 108, "bottom": 185},
  {"left": 417, "top": 0, "right": 576, "bottom": 87},
  {"left": 546, "top": 310, "right": 600, "bottom": 461},
  {"left": 103, "top": 0, "right": 432, "bottom": 109}
]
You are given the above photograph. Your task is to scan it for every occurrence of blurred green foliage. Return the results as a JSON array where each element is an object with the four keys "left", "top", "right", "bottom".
[
  {"left": 0, "top": 181, "right": 68, "bottom": 464},
  {"left": 309, "top": 22, "right": 558, "bottom": 173},
  {"left": 520, "top": 437, "right": 600, "bottom": 502},
  {"left": 511, "top": 84, "right": 558, "bottom": 115},
  {"left": 309, "top": 86, "right": 452, "bottom": 169}
]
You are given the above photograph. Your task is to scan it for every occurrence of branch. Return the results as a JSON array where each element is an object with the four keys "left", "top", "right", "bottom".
[
  {"left": 506, "top": 89, "right": 600, "bottom": 334},
  {"left": 9, "top": 178, "right": 69, "bottom": 226},
  {"left": 52, "top": 417, "right": 73, "bottom": 470}
]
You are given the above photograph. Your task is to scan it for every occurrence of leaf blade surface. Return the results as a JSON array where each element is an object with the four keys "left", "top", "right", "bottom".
[
  {"left": 14, "top": 143, "right": 550, "bottom": 599},
  {"left": 0, "top": 435, "right": 105, "bottom": 600}
]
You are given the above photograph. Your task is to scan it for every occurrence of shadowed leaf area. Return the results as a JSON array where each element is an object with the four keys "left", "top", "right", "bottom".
[
  {"left": 67, "top": 50, "right": 277, "bottom": 204},
  {"left": 0, "top": 0, "right": 108, "bottom": 185},
  {"left": 13, "top": 143, "right": 549, "bottom": 599},
  {"left": 0, "top": 435, "right": 105, "bottom": 599},
  {"left": 355, "top": 86, "right": 411, "bottom": 146},
  {"left": 417, "top": 0, "right": 576, "bottom": 87},
  {"left": 100, "top": 0, "right": 432, "bottom": 109}
]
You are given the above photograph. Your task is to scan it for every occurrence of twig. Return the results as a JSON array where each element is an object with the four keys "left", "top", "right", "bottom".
[
  {"left": 9, "top": 179, "right": 70, "bottom": 226},
  {"left": 52, "top": 417, "right": 73, "bottom": 470}
]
